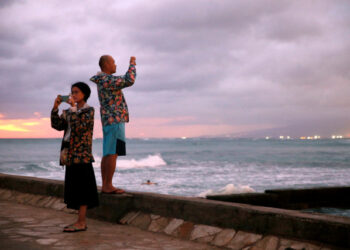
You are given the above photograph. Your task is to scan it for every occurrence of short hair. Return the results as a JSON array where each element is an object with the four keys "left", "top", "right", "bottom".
[
  {"left": 71, "top": 82, "right": 91, "bottom": 101},
  {"left": 99, "top": 55, "right": 110, "bottom": 70}
]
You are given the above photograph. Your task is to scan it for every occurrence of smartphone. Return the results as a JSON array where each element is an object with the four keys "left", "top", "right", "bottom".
[{"left": 60, "top": 95, "right": 69, "bottom": 102}]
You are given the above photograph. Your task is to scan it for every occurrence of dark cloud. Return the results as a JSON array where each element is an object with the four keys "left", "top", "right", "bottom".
[
  {"left": 0, "top": 0, "right": 21, "bottom": 8},
  {"left": 0, "top": 0, "right": 350, "bottom": 137}
]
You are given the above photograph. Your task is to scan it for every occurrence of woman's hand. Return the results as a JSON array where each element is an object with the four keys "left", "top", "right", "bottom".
[
  {"left": 53, "top": 95, "right": 62, "bottom": 110},
  {"left": 67, "top": 96, "right": 76, "bottom": 108}
]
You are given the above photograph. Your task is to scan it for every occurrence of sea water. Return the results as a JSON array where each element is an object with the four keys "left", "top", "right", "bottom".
[
  {"left": 1, "top": 138, "right": 350, "bottom": 197},
  {"left": 2, "top": 138, "right": 350, "bottom": 217}
]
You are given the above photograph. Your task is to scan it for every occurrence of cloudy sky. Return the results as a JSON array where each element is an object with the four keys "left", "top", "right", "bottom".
[{"left": 0, "top": 0, "right": 350, "bottom": 138}]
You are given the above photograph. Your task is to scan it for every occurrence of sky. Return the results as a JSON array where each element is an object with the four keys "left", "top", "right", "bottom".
[{"left": 0, "top": 0, "right": 350, "bottom": 138}]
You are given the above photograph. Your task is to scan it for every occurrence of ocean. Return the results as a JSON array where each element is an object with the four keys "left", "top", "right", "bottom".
[{"left": 1, "top": 138, "right": 350, "bottom": 216}]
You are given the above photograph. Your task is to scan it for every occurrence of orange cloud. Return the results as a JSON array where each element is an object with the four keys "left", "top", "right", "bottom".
[
  {"left": 0, "top": 124, "right": 29, "bottom": 132},
  {"left": 0, "top": 117, "right": 57, "bottom": 138},
  {"left": 22, "top": 122, "right": 40, "bottom": 126},
  {"left": 0, "top": 114, "right": 271, "bottom": 139},
  {"left": 0, "top": 114, "right": 103, "bottom": 139}
]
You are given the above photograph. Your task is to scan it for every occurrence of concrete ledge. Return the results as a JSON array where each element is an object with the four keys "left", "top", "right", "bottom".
[
  {"left": 207, "top": 186, "right": 350, "bottom": 209},
  {"left": 1, "top": 173, "right": 349, "bottom": 248},
  {"left": 88, "top": 193, "right": 133, "bottom": 223},
  {"left": 266, "top": 186, "right": 350, "bottom": 209},
  {"left": 0, "top": 173, "right": 64, "bottom": 198},
  {"left": 130, "top": 190, "right": 350, "bottom": 248}
]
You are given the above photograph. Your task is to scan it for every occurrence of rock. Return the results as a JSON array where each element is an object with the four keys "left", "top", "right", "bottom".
[
  {"left": 278, "top": 238, "right": 321, "bottom": 250},
  {"left": 176, "top": 222, "right": 194, "bottom": 239},
  {"left": 298, "top": 243, "right": 321, "bottom": 250},
  {"left": 129, "top": 212, "right": 151, "bottom": 230},
  {"left": 150, "top": 214, "right": 161, "bottom": 220},
  {"left": 27, "top": 195, "right": 45, "bottom": 206},
  {"left": 62, "top": 207, "right": 77, "bottom": 214},
  {"left": 148, "top": 217, "right": 169, "bottom": 232},
  {"left": 44, "top": 197, "right": 58, "bottom": 208},
  {"left": 14, "top": 193, "right": 32, "bottom": 204},
  {"left": 37, "top": 196, "right": 53, "bottom": 207},
  {"left": 0, "top": 190, "right": 12, "bottom": 199},
  {"left": 119, "top": 211, "right": 140, "bottom": 225},
  {"left": 212, "top": 229, "right": 236, "bottom": 247},
  {"left": 227, "top": 231, "right": 262, "bottom": 250},
  {"left": 163, "top": 218, "right": 184, "bottom": 235},
  {"left": 8, "top": 190, "right": 19, "bottom": 201},
  {"left": 250, "top": 236, "right": 279, "bottom": 250},
  {"left": 51, "top": 199, "right": 66, "bottom": 211},
  {"left": 190, "top": 225, "right": 222, "bottom": 241}
]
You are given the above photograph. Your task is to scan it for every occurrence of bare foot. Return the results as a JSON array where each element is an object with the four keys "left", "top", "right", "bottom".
[
  {"left": 102, "top": 187, "right": 125, "bottom": 194},
  {"left": 102, "top": 185, "right": 124, "bottom": 193}
]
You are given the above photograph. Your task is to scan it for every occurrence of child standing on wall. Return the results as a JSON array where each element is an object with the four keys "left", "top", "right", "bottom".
[{"left": 51, "top": 82, "right": 99, "bottom": 232}]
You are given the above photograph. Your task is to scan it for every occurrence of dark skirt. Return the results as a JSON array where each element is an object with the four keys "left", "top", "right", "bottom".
[{"left": 64, "top": 163, "right": 99, "bottom": 210}]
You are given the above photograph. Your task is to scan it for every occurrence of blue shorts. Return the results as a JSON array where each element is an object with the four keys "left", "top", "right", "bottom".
[{"left": 102, "top": 123, "right": 126, "bottom": 157}]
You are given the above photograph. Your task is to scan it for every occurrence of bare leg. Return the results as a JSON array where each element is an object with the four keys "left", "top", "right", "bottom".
[
  {"left": 101, "top": 154, "right": 120, "bottom": 193},
  {"left": 77, "top": 205, "right": 87, "bottom": 227},
  {"left": 64, "top": 205, "right": 87, "bottom": 231},
  {"left": 101, "top": 156, "right": 107, "bottom": 189},
  {"left": 105, "top": 154, "right": 117, "bottom": 190}
]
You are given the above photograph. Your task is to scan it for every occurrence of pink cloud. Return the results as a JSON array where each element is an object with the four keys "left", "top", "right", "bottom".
[{"left": 0, "top": 114, "right": 271, "bottom": 139}]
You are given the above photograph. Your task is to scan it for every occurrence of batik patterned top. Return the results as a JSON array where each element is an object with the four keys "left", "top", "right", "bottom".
[
  {"left": 90, "top": 64, "right": 136, "bottom": 126},
  {"left": 51, "top": 105, "right": 95, "bottom": 166}
]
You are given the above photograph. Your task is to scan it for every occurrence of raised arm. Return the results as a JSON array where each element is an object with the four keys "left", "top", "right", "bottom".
[{"left": 109, "top": 62, "right": 136, "bottom": 90}]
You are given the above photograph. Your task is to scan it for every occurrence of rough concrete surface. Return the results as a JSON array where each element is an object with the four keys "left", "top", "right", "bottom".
[{"left": 0, "top": 200, "right": 220, "bottom": 250}]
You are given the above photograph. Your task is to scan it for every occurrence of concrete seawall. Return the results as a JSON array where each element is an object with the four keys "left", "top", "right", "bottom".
[
  {"left": 207, "top": 186, "right": 350, "bottom": 210},
  {"left": 0, "top": 173, "right": 349, "bottom": 249}
]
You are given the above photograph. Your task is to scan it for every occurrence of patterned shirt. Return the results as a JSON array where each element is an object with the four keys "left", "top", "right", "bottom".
[
  {"left": 90, "top": 64, "right": 136, "bottom": 126},
  {"left": 51, "top": 105, "right": 95, "bottom": 166}
]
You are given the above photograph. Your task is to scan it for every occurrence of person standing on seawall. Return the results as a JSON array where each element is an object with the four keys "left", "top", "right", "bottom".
[
  {"left": 51, "top": 82, "right": 99, "bottom": 232},
  {"left": 90, "top": 55, "right": 136, "bottom": 194}
]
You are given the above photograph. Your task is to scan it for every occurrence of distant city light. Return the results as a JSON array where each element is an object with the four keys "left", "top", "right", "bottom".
[
  {"left": 265, "top": 135, "right": 347, "bottom": 140},
  {"left": 332, "top": 135, "right": 343, "bottom": 139}
]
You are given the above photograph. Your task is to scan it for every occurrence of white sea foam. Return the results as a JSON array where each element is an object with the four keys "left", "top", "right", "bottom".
[
  {"left": 49, "top": 161, "right": 60, "bottom": 168},
  {"left": 198, "top": 183, "right": 255, "bottom": 198},
  {"left": 93, "top": 154, "right": 166, "bottom": 169},
  {"left": 118, "top": 154, "right": 166, "bottom": 169}
]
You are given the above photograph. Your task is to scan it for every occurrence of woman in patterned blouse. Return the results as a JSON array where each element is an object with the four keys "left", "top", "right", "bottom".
[{"left": 51, "top": 82, "right": 99, "bottom": 232}]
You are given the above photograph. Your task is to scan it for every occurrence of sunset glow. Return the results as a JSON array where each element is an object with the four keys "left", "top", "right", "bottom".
[{"left": 0, "top": 114, "right": 272, "bottom": 139}]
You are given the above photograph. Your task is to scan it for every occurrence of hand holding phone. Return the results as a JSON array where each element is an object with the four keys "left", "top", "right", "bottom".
[
  {"left": 53, "top": 95, "right": 62, "bottom": 110},
  {"left": 60, "top": 95, "right": 69, "bottom": 102}
]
